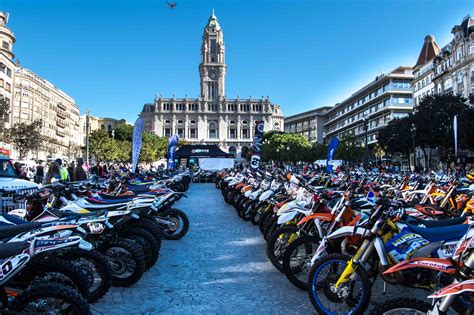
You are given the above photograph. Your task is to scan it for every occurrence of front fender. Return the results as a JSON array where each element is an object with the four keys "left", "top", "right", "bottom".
[
  {"left": 383, "top": 257, "right": 456, "bottom": 275},
  {"left": 277, "top": 211, "right": 298, "bottom": 225},
  {"left": 428, "top": 279, "right": 474, "bottom": 299}
]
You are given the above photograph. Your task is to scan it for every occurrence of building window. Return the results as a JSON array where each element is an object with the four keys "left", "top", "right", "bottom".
[
  {"left": 5, "top": 82, "right": 10, "bottom": 92},
  {"left": 177, "top": 119, "right": 183, "bottom": 125},
  {"left": 164, "top": 128, "right": 171, "bottom": 137},
  {"left": 229, "top": 128, "right": 236, "bottom": 139},
  {"left": 242, "top": 120, "right": 248, "bottom": 125},
  {"left": 209, "top": 121, "right": 218, "bottom": 139},
  {"left": 177, "top": 128, "right": 184, "bottom": 138},
  {"left": 242, "top": 128, "right": 249, "bottom": 139},
  {"left": 189, "top": 128, "right": 197, "bottom": 139},
  {"left": 6, "top": 68, "right": 11, "bottom": 78},
  {"left": 164, "top": 119, "right": 171, "bottom": 125},
  {"left": 456, "top": 47, "right": 462, "bottom": 61},
  {"left": 457, "top": 71, "right": 464, "bottom": 85},
  {"left": 2, "top": 41, "right": 8, "bottom": 50},
  {"left": 190, "top": 120, "right": 196, "bottom": 125},
  {"left": 229, "top": 120, "right": 235, "bottom": 125}
]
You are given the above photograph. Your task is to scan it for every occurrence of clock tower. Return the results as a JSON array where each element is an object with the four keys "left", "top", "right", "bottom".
[{"left": 199, "top": 10, "right": 226, "bottom": 101}]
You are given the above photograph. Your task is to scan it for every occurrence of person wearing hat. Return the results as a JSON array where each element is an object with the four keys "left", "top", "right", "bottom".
[{"left": 55, "top": 158, "right": 69, "bottom": 181}]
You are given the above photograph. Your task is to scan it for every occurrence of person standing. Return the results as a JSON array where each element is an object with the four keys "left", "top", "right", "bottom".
[
  {"left": 34, "top": 162, "right": 44, "bottom": 184},
  {"left": 73, "top": 158, "right": 87, "bottom": 182},
  {"left": 55, "top": 158, "right": 69, "bottom": 181},
  {"left": 67, "top": 161, "right": 75, "bottom": 181},
  {"left": 45, "top": 161, "right": 61, "bottom": 184}
]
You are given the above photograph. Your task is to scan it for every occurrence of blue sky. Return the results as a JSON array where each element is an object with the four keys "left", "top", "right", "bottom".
[{"left": 2, "top": 0, "right": 473, "bottom": 119}]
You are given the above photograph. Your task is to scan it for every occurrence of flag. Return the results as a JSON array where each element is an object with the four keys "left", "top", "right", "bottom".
[
  {"left": 250, "top": 121, "right": 264, "bottom": 170},
  {"left": 326, "top": 137, "right": 340, "bottom": 173},
  {"left": 131, "top": 117, "right": 144, "bottom": 173},
  {"left": 167, "top": 134, "right": 180, "bottom": 169}
]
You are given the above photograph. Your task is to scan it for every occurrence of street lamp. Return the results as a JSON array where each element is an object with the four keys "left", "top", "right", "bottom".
[
  {"left": 362, "top": 110, "right": 369, "bottom": 167},
  {"left": 287, "top": 145, "right": 290, "bottom": 163},
  {"left": 322, "top": 132, "right": 326, "bottom": 145},
  {"left": 411, "top": 123, "right": 416, "bottom": 172}
]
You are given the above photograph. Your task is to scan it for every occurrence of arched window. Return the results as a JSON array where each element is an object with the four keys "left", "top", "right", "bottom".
[
  {"left": 100, "top": 125, "right": 105, "bottom": 129},
  {"left": 209, "top": 121, "right": 218, "bottom": 139}
]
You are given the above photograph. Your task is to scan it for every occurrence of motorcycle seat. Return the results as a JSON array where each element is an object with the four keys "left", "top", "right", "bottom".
[
  {"left": 406, "top": 222, "right": 469, "bottom": 242},
  {"left": 0, "top": 222, "right": 43, "bottom": 241},
  {"left": 49, "top": 209, "right": 107, "bottom": 219},
  {"left": 85, "top": 197, "right": 132, "bottom": 204},
  {"left": 98, "top": 192, "right": 136, "bottom": 199},
  {"left": 405, "top": 215, "right": 466, "bottom": 228},
  {"left": 0, "top": 242, "right": 29, "bottom": 259}
]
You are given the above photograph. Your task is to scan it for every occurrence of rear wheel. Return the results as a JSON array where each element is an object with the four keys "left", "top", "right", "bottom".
[
  {"left": 98, "top": 238, "right": 146, "bottom": 287},
  {"left": 158, "top": 208, "right": 189, "bottom": 240},
  {"left": 283, "top": 236, "right": 320, "bottom": 290},
  {"left": 266, "top": 225, "right": 299, "bottom": 272},
  {"left": 13, "top": 282, "right": 90, "bottom": 315},
  {"left": 59, "top": 248, "right": 112, "bottom": 303},
  {"left": 121, "top": 227, "right": 160, "bottom": 269}
]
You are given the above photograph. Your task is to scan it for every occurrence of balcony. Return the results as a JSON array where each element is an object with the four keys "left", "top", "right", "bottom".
[
  {"left": 57, "top": 119, "right": 66, "bottom": 128},
  {"left": 57, "top": 102, "right": 66, "bottom": 110},
  {"left": 56, "top": 109, "right": 67, "bottom": 119},
  {"left": 56, "top": 129, "right": 66, "bottom": 137}
]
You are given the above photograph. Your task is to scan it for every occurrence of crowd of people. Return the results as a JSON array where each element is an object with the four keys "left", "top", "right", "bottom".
[{"left": 13, "top": 158, "right": 138, "bottom": 184}]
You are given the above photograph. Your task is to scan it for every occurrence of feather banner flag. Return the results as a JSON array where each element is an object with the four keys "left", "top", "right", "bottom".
[{"left": 131, "top": 117, "right": 144, "bottom": 173}]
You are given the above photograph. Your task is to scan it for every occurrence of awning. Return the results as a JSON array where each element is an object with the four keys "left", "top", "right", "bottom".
[{"left": 175, "top": 145, "right": 233, "bottom": 158}]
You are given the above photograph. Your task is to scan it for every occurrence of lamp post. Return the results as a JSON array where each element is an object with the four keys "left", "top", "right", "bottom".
[
  {"left": 411, "top": 123, "right": 416, "bottom": 172},
  {"left": 85, "top": 108, "right": 90, "bottom": 166},
  {"left": 362, "top": 110, "right": 369, "bottom": 167},
  {"left": 287, "top": 145, "right": 290, "bottom": 163},
  {"left": 322, "top": 132, "right": 326, "bottom": 145}
]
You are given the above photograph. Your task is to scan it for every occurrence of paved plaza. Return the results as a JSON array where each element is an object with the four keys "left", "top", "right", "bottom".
[{"left": 92, "top": 183, "right": 426, "bottom": 315}]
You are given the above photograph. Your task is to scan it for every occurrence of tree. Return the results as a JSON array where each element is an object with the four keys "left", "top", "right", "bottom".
[
  {"left": 140, "top": 131, "right": 168, "bottom": 163},
  {"left": 412, "top": 94, "right": 473, "bottom": 165},
  {"left": 10, "top": 120, "right": 42, "bottom": 159},
  {"left": 334, "top": 132, "right": 364, "bottom": 162},
  {"left": 377, "top": 116, "right": 413, "bottom": 165},
  {"left": 114, "top": 123, "right": 133, "bottom": 141},
  {"left": 0, "top": 97, "right": 10, "bottom": 143},
  {"left": 262, "top": 132, "right": 311, "bottom": 162},
  {"left": 89, "top": 129, "right": 118, "bottom": 161}
]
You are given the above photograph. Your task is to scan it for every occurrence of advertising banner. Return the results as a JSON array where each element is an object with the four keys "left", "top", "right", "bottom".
[
  {"left": 326, "top": 137, "right": 340, "bottom": 173},
  {"left": 250, "top": 121, "right": 264, "bottom": 170},
  {"left": 131, "top": 117, "right": 144, "bottom": 173},
  {"left": 167, "top": 134, "right": 180, "bottom": 169}
]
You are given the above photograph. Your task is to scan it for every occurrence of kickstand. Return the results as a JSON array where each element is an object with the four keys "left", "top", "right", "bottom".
[{"left": 382, "top": 281, "right": 386, "bottom": 295}]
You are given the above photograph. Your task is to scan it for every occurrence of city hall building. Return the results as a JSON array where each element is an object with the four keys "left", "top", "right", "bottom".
[{"left": 140, "top": 12, "right": 284, "bottom": 157}]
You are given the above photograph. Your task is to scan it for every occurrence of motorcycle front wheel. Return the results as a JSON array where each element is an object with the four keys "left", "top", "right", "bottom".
[{"left": 308, "top": 253, "right": 371, "bottom": 315}]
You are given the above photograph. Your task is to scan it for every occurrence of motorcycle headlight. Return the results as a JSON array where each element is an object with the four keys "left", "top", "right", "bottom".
[{"left": 79, "top": 239, "right": 94, "bottom": 251}]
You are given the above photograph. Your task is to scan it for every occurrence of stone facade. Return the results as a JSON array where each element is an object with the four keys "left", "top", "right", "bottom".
[
  {"left": 140, "top": 12, "right": 284, "bottom": 157},
  {"left": 431, "top": 15, "right": 474, "bottom": 100},
  {"left": 284, "top": 107, "right": 331, "bottom": 144}
]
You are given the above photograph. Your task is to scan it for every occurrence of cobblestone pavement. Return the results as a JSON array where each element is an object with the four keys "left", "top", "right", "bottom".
[{"left": 92, "top": 183, "right": 427, "bottom": 314}]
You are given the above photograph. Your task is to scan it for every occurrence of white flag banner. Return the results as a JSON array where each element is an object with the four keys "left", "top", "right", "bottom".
[{"left": 131, "top": 117, "right": 144, "bottom": 173}]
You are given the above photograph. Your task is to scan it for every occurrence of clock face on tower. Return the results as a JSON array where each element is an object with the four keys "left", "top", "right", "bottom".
[{"left": 209, "top": 69, "right": 218, "bottom": 80}]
